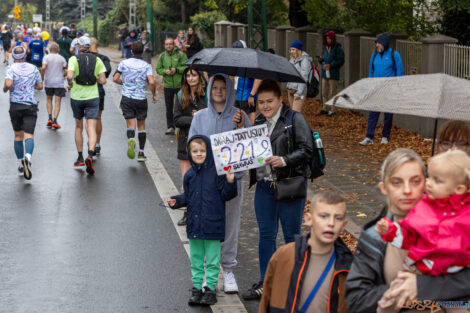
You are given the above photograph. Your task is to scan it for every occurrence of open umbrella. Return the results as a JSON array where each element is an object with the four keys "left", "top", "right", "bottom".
[
  {"left": 325, "top": 73, "right": 470, "bottom": 154},
  {"left": 184, "top": 48, "right": 305, "bottom": 83}
]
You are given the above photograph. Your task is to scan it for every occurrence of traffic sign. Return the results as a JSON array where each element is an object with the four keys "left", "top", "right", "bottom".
[{"left": 13, "top": 5, "right": 21, "bottom": 19}]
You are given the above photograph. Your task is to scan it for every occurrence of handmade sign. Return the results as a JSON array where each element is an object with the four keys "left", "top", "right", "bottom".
[{"left": 210, "top": 125, "right": 273, "bottom": 175}]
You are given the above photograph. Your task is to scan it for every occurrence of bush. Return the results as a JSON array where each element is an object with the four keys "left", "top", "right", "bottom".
[
  {"left": 98, "top": 17, "right": 114, "bottom": 46},
  {"left": 190, "top": 10, "right": 226, "bottom": 42}
]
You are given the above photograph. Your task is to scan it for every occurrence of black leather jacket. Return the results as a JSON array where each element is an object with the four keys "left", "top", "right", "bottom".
[{"left": 249, "top": 104, "right": 313, "bottom": 187}]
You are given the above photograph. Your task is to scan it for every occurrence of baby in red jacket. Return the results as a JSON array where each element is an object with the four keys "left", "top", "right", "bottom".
[{"left": 376, "top": 150, "right": 470, "bottom": 312}]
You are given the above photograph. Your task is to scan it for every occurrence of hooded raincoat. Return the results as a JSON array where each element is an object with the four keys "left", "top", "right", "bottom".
[{"left": 321, "top": 31, "right": 345, "bottom": 81}]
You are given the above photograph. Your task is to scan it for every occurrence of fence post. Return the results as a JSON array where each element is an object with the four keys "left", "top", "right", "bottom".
[
  {"left": 214, "top": 21, "right": 232, "bottom": 48},
  {"left": 388, "top": 31, "right": 408, "bottom": 49},
  {"left": 227, "top": 23, "right": 243, "bottom": 47},
  {"left": 275, "top": 25, "right": 294, "bottom": 57},
  {"left": 236, "top": 24, "right": 249, "bottom": 47},
  {"left": 267, "top": 27, "right": 276, "bottom": 51},
  {"left": 421, "top": 34, "right": 458, "bottom": 74},
  {"left": 285, "top": 29, "right": 299, "bottom": 57},
  {"left": 296, "top": 26, "right": 314, "bottom": 46},
  {"left": 344, "top": 29, "right": 371, "bottom": 86}
]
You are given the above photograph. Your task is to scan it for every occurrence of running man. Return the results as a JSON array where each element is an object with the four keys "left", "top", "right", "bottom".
[
  {"left": 113, "top": 41, "right": 157, "bottom": 161},
  {"left": 28, "top": 33, "right": 46, "bottom": 69},
  {"left": 3, "top": 46, "right": 43, "bottom": 180},
  {"left": 67, "top": 36, "right": 107, "bottom": 174},
  {"left": 41, "top": 42, "right": 67, "bottom": 129}
]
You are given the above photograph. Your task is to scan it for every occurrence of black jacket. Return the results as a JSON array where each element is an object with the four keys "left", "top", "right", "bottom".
[
  {"left": 345, "top": 206, "right": 470, "bottom": 313},
  {"left": 186, "top": 34, "right": 203, "bottom": 58},
  {"left": 249, "top": 104, "right": 313, "bottom": 187},
  {"left": 91, "top": 52, "right": 111, "bottom": 97}
]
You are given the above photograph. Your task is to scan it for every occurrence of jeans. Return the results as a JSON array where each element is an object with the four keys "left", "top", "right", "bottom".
[
  {"left": 254, "top": 179, "right": 306, "bottom": 280},
  {"left": 164, "top": 87, "right": 179, "bottom": 129},
  {"left": 366, "top": 111, "right": 394, "bottom": 140},
  {"left": 120, "top": 42, "right": 125, "bottom": 57}
]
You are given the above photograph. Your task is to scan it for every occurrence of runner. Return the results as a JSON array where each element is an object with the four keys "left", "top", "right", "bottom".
[
  {"left": 70, "top": 29, "right": 84, "bottom": 56},
  {"left": 56, "top": 28, "right": 73, "bottom": 62},
  {"left": 2, "top": 46, "right": 43, "bottom": 180},
  {"left": 67, "top": 36, "right": 107, "bottom": 174},
  {"left": 28, "top": 33, "right": 46, "bottom": 69},
  {"left": 89, "top": 37, "right": 112, "bottom": 155},
  {"left": 41, "top": 42, "right": 67, "bottom": 129},
  {"left": 113, "top": 41, "right": 157, "bottom": 161},
  {"left": 1, "top": 25, "right": 13, "bottom": 65}
]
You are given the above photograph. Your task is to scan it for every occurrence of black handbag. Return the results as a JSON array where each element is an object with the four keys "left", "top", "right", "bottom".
[{"left": 273, "top": 175, "right": 306, "bottom": 201}]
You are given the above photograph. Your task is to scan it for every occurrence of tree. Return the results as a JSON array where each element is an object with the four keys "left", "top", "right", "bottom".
[
  {"left": 439, "top": 0, "right": 470, "bottom": 44},
  {"left": 289, "top": 0, "right": 308, "bottom": 27}
]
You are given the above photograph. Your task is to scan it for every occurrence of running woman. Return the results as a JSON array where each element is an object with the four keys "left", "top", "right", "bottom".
[
  {"left": 113, "top": 41, "right": 157, "bottom": 161},
  {"left": 3, "top": 46, "right": 43, "bottom": 180}
]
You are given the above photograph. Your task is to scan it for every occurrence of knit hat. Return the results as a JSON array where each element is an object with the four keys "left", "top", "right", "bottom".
[
  {"left": 376, "top": 33, "right": 390, "bottom": 51},
  {"left": 290, "top": 40, "right": 303, "bottom": 51},
  {"left": 232, "top": 40, "right": 247, "bottom": 48}
]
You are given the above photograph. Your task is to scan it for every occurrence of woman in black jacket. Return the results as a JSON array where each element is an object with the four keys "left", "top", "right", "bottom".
[
  {"left": 243, "top": 78, "right": 314, "bottom": 300},
  {"left": 173, "top": 68, "right": 207, "bottom": 225},
  {"left": 185, "top": 27, "right": 203, "bottom": 59}
]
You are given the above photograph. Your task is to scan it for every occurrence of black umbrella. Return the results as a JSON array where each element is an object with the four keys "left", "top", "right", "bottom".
[{"left": 184, "top": 48, "right": 305, "bottom": 83}]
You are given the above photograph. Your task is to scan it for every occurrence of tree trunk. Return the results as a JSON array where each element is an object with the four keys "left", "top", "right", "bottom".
[
  {"left": 181, "top": 0, "right": 187, "bottom": 24},
  {"left": 289, "top": 0, "right": 308, "bottom": 27}
]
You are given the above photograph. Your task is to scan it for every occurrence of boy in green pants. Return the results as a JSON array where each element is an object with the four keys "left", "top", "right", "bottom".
[{"left": 168, "top": 135, "right": 237, "bottom": 306}]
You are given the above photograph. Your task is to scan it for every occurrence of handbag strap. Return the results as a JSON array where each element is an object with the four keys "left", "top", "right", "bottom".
[{"left": 299, "top": 250, "right": 336, "bottom": 313}]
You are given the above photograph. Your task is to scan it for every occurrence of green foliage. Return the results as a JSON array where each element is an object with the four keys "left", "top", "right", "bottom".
[
  {"left": 440, "top": 0, "right": 470, "bottom": 44},
  {"left": 302, "top": 0, "right": 348, "bottom": 31},
  {"left": 190, "top": 10, "right": 226, "bottom": 41},
  {"left": 98, "top": 15, "right": 115, "bottom": 46}
]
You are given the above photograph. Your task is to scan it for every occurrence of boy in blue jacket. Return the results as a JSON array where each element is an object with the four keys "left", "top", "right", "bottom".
[{"left": 167, "top": 135, "right": 237, "bottom": 306}]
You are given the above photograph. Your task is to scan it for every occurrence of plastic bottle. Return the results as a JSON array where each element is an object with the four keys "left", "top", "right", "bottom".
[
  {"left": 322, "top": 61, "right": 330, "bottom": 79},
  {"left": 313, "top": 132, "right": 325, "bottom": 167}
]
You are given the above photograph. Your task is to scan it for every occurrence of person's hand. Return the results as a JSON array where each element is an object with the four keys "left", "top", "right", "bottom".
[
  {"left": 375, "top": 218, "right": 390, "bottom": 235},
  {"left": 192, "top": 110, "right": 197, "bottom": 116},
  {"left": 324, "top": 64, "right": 331, "bottom": 70},
  {"left": 233, "top": 109, "right": 245, "bottom": 129},
  {"left": 67, "top": 82, "right": 73, "bottom": 90},
  {"left": 152, "top": 94, "right": 158, "bottom": 103},
  {"left": 316, "top": 56, "right": 323, "bottom": 62},
  {"left": 288, "top": 89, "right": 295, "bottom": 95},
  {"left": 170, "top": 68, "right": 176, "bottom": 75},
  {"left": 226, "top": 171, "right": 235, "bottom": 183},
  {"left": 294, "top": 95, "right": 301, "bottom": 101},
  {"left": 167, "top": 198, "right": 176, "bottom": 207},
  {"left": 389, "top": 272, "right": 418, "bottom": 309},
  {"left": 248, "top": 96, "right": 255, "bottom": 107},
  {"left": 165, "top": 69, "right": 172, "bottom": 75},
  {"left": 185, "top": 44, "right": 190, "bottom": 48},
  {"left": 265, "top": 156, "right": 285, "bottom": 168}
]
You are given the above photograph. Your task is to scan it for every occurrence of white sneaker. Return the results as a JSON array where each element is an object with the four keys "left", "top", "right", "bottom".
[
  {"left": 359, "top": 138, "right": 373, "bottom": 146},
  {"left": 381, "top": 137, "right": 389, "bottom": 144},
  {"left": 223, "top": 271, "right": 239, "bottom": 294}
]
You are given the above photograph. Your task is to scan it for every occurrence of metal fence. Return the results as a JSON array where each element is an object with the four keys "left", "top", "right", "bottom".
[
  {"left": 396, "top": 40, "right": 422, "bottom": 75},
  {"left": 360, "top": 36, "right": 376, "bottom": 78},
  {"left": 444, "top": 44, "right": 470, "bottom": 80}
]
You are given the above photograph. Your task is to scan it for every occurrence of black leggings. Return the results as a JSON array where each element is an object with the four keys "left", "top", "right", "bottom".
[{"left": 164, "top": 87, "right": 179, "bottom": 129}]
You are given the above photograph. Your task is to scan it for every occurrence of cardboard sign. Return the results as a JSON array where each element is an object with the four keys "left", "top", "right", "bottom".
[{"left": 210, "top": 125, "right": 273, "bottom": 175}]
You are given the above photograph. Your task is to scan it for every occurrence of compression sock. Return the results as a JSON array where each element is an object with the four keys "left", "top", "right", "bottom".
[
  {"left": 78, "top": 152, "right": 83, "bottom": 160},
  {"left": 48, "top": 114, "right": 52, "bottom": 121},
  {"left": 14, "top": 140, "right": 24, "bottom": 159},
  {"left": 138, "top": 131, "right": 146, "bottom": 151},
  {"left": 127, "top": 128, "right": 135, "bottom": 139},
  {"left": 25, "top": 138, "right": 34, "bottom": 156}
]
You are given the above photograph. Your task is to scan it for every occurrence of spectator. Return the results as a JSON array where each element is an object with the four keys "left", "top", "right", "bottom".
[
  {"left": 174, "top": 30, "right": 187, "bottom": 54},
  {"left": 359, "top": 33, "right": 404, "bottom": 146},
  {"left": 317, "top": 30, "right": 345, "bottom": 117},
  {"left": 140, "top": 31, "right": 152, "bottom": 64},
  {"left": 259, "top": 191, "right": 353, "bottom": 313},
  {"left": 185, "top": 27, "right": 203, "bottom": 59},
  {"left": 56, "top": 28, "right": 73, "bottom": 62},
  {"left": 243, "top": 78, "right": 313, "bottom": 300},
  {"left": 118, "top": 24, "right": 129, "bottom": 58},
  {"left": 156, "top": 37, "right": 187, "bottom": 135},
  {"left": 286, "top": 40, "right": 311, "bottom": 112},
  {"left": 345, "top": 148, "right": 470, "bottom": 312},
  {"left": 124, "top": 28, "right": 139, "bottom": 59},
  {"left": 436, "top": 120, "right": 470, "bottom": 155}
]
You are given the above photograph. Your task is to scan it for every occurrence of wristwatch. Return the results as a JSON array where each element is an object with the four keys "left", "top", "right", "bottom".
[{"left": 249, "top": 94, "right": 255, "bottom": 98}]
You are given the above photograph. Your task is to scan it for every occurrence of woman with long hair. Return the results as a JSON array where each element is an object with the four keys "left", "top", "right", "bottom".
[
  {"left": 185, "top": 27, "right": 203, "bottom": 59},
  {"left": 173, "top": 68, "right": 207, "bottom": 225}
]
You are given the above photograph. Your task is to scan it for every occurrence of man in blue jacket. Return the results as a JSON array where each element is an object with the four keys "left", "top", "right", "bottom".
[{"left": 359, "top": 33, "right": 404, "bottom": 146}]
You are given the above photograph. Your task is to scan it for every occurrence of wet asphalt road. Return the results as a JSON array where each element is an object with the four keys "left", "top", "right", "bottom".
[{"left": 0, "top": 57, "right": 210, "bottom": 313}]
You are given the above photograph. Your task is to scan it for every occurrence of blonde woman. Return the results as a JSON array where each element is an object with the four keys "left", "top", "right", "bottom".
[{"left": 286, "top": 40, "right": 311, "bottom": 112}]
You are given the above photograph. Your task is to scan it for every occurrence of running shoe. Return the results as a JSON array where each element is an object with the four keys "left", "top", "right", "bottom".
[
  {"left": 18, "top": 164, "right": 24, "bottom": 176},
  {"left": 85, "top": 156, "right": 95, "bottom": 175},
  {"left": 94, "top": 145, "right": 101, "bottom": 155},
  {"left": 137, "top": 151, "right": 147, "bottom": 162},
  {"left": 22, "top": 156, "right": 32, "bottom": 180},
  {"left": 51, "top": 122, "right": 61, "bottom": 129},
  {"left": 46, "top": 119, "right": 53, "bottom": 128},
  {"left": 74, "top": 157, "right": 85, "bottom": 167},
  {"left": 127, "top": 138, "right": 136, "bottom": 159}
]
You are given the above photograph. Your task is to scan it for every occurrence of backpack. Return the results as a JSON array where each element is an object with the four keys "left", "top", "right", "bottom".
[
  {"left": 371, "top": 48, "right": 397, "bottom": 76},
  {"left": 284, "top": 109, "right": 325, "bottom": 180},
  {"left": 306, "top": 62, "right": 320, "bottom": 98},
  {"left": 159, "top": 50, "right": 183, "bottom": 67},
  {"left": 75, "top": 53, "right": 97, "bottom": 86}
]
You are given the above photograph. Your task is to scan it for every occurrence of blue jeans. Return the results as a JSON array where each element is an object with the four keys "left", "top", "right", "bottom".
[
  {"left": 366, "top": 111, "right": 394, "bottom": 140},
  {"left": 254, "top": 179, "right": 306, "bottom": 280},
  {"left": 120, "top": 42, "right": 125, "bottom": 57}
]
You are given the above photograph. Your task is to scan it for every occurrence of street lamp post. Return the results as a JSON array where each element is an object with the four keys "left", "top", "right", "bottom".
[
  {"left": 93, "top": 0, "right": 97, "bottom": 38},
  {"left": 146, "top": 0, "right": 154, "bottom": 53}
]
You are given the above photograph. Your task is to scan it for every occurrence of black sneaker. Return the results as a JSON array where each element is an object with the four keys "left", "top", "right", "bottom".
[
  {"left": 242, "top": 280, "right": 263, "bottom": 300},
  {"left": 188, "top": 287, "right": 203, "bottom": 306},
  {"left": 177, "top": 211, "right": 187, "bottom": 226},
  {"left": 327, "top": 111, "right": 336, "bottom": 117},
  {"left": 95, "top": 145, "right": 101, "bottom": 155},
  {"left": 316, "top": 110, "right": 328, "bottom": 116},
  {"left": 85, "top": 156, "right": 95, "bottom": 175},
  {"left": 200, "top": 287, "right": 217, "bottom": 306}
]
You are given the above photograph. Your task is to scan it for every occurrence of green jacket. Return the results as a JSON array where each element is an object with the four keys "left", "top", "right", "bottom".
[
  {"left": 321, "top": 42, "right": 344, "bottom": 81},
  {"left": 156, "top": 48, "right": 187, "bottom": 89}
]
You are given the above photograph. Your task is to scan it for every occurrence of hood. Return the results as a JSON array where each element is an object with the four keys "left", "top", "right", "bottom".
[
  {"left": 206, "top": 73, "right": 236, "bottom": 117},
  {"left": 324, "top": 30, "right": 337, "bottom": 47},
  {"left": 232, "top": 40, "right": 247, "bottom": 48},
  {"left": 376, "top": 33, "right": 390, "bottom": 52},
  {"left": 187, "top": 135, "right": 214, "bottom": 170}
]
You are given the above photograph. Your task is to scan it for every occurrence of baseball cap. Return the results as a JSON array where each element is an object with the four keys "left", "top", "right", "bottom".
[
  {"left": 77, "top": 29, "right": 85, "bottom": 36},
  {"left": 77, "top": 36, "right": 91, "bottom": 47}
]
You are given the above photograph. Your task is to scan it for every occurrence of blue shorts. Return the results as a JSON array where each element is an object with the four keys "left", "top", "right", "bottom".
[{"left": 71, "top": 98, "right": 100, "bottom": 120}]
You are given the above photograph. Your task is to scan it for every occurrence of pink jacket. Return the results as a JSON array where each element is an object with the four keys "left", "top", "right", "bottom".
[{"left": 381, "top": 193, "right": 470, "bottom": 276}]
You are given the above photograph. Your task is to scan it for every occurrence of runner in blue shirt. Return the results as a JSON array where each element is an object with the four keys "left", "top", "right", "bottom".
[
  {"left": 28, "top": 33, "right": 46, "bottom": 68},
  {"left": 3, "top": 46, "right": 43, "bottom": 180}
]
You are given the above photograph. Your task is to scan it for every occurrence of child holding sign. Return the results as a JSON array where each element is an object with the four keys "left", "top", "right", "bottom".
[{"left": 167, "top": 135, "right": 237, "bottom": 306}]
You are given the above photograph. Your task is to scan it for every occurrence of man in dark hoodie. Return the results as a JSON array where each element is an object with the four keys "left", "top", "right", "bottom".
[
  {"left": 317, "top": 30, "right": 345, "bottom": 117},
  {"left": 359, "top": 33, "right": 404, "bottom": 146}
]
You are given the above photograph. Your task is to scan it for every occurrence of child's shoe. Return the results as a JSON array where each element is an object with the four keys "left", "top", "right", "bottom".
[
  {"left": 188, "top": 287, "right": 203, "bottom": 306},
  {"left": 200, "top": 286, "right": 217, "bottom": 306}
]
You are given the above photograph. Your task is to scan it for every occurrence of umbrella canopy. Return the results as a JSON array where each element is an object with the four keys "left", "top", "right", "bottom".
[
  {"left": 326, "top": 73, "right": 470, "bottom": 121},
  {"left": 184, "top": 48, "right": 306, "bottom": 83}
]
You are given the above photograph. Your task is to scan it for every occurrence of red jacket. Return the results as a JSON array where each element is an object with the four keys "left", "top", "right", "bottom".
[{"left": 381, "top": 193, "right": 470, "bottom": 276}]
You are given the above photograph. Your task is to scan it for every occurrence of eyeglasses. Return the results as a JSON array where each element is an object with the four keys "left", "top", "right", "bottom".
[{"left": 438, "top": 140, "right": 470, "bottom": 150}]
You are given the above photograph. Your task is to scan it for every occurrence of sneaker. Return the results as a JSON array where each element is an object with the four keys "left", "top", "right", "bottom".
[
  {"left": 74, "top": 156, "right": 85, "bottom": 167},
  {"left": 223, "top": 271, "right": 239, "bottom": 294},
  {"left": 316, "top": 110, "right": 328, "bottom": 116},
  {"left": 46, "top": 119, "right": 53, "bottom": 128},
  {"left": 177, "top": 211, "right": 187, "bottom": 226},
  {"left": 165, "top": 127, "right": 175, "bottom": 135},
  {"left": 327, "top": 111, "right": 336, "bottom": 117},
  {"left": 381, "top": 137, "right": 389, "bottom": 144},
  {"left": 127, "top": 138, "right": 136, "bottom": 159},
  {"left": 137, "top": 151, "right": 147, "bottom": 162},
  {"left": 18, "top": 164, "right": 24, "bottom": 176},
  {"left": 22, "top": 156, "right": 32, "bottom": 180},
  {"left": 51, "top": 122, "right": 61, "bottom": 129},
  {"left": 85, "top": 156, "right": 95, "bottom": 175},
  {"left": 95, "top": 145, "right": 101, "bottom": 155},
  {"left": 188, "top": 287, "right": 203, "bottom": 306},
  {"left": 242, "top": 280, "right": 264, "bottom": 300},
  {"left": 359, "top": 138, "right": 373, "bottom": 146},
  {"left": 200, "top": 287, "right": 217, "bottom": 306}
]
